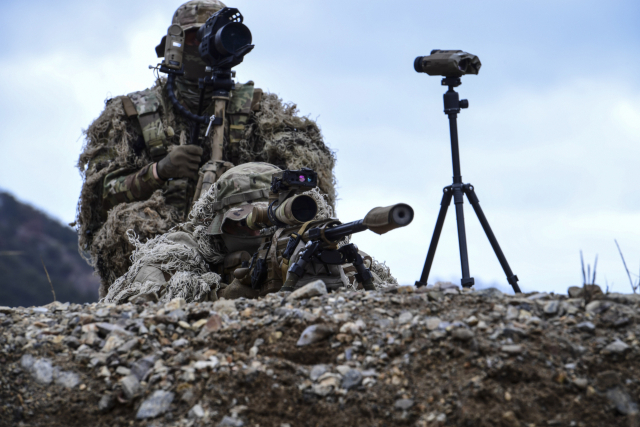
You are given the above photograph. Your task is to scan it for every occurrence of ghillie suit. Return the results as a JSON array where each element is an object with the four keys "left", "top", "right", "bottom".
[
  {"left": 104, "top": 163, "right": 394, "bottom": 304},
  {"left": 75, "top": 80, "right": 337, "bottom": 298}
]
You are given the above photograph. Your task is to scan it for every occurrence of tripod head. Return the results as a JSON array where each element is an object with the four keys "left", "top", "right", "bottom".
[{"left": 441, "top": 76, "right": 469, "bottom": 116}]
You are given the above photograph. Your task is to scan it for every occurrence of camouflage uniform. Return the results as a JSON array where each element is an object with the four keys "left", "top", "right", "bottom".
[
  {"left": 76, "top": 0, "right": 337, "bottom": 298},
  {"left": 103, "top": 163, "right": 394, "bottom": 304}
]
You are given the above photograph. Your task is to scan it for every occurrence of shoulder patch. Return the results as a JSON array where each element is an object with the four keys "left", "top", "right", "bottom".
[
  {"left": 126, "top": 87, "right": 164, "bottom": 116},
  {"left": 121, "top": 96, "right": 138, "bottom": 118}
]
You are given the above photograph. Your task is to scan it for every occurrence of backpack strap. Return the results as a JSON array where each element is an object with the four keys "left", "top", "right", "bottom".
[{"left": 125, "top": 89, "right": 171, "bottom": 162}]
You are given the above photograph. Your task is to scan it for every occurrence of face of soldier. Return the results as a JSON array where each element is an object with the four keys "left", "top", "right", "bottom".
[
  {"left": 182, "top": 29, "right": 209, "bottom": 80},
  {"left": 220, "top": 218, "right": 263, "bottom": 253}
]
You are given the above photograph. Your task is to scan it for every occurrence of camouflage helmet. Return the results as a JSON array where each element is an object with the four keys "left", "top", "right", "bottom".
[
  {"left": 172, "top": 0, "right": 227, "bottom": 32},
  {"left": 207, "top": 162, "right": 281, "bottom": 236}
]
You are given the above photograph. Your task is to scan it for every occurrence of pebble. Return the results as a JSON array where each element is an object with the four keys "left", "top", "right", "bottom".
[
  {"left": 131, "top": 356, "right": 155, "bottom": 381},
  {"left": 213, "top": 299, "right": 237, "bottom": 315},
  {"left": 567, "top": 286, "right": 584, "bottom": 298},
  {"left": 136, "top": 390, "right": 175, "bottom": 419},
  {"left": 602, "top": 339, "right": 630, "bottom": 355},
  {"left": 188, "top": 404, "right": 205, "bottom": 418},
  {"left": 98, "top": 394, "right": 116, "bottom": 412},
  {"left": 452, "top": 328, "right": 474, "bottom": 341},
  {"left": 116, "top": 366, "right": 131, "bottom": 376},
  {"left": 576, "top": 321, "right": 596, "bottom": 333},
  {"left": 475, "top": 288, "right": 503, "bottom": 298},
  {"left": 218, "top": 416, "right": 245, "bottom": 427},
  {"left": 297, "top": 324, "right": 335, "bottom": 346},
  {"left": 165, "top": 298, "right": 186, "bottom": 311},
  {"left": 341, "top": 369, "right": 363, "bottom": 390},
  {"left": 121, "top": 374, "right": 140, "bottom": 400},
  {"left": 394, "top": 398, "right": 414, "bottom": 410},
  {"left": 310, "top": 365, "right": 329, "bottom": 381},
  {"left": 606, "top": 388, "right": 638, "bottom": 415},
  {"left": 543, "top": 300, "right": 559, "bottom": 315},
  {"left": 287, "top": 280, "right": 327, "bottom": 301},
  {"left": 501, "top": 345, "right": 523, "bottom": 355},
  {"left": 398, "top": 311, "right": 413, "bottom": 324},
  {"left": 425, "top": 317, "right": 441, "bottom": 331},
  {"left": 172, "top": 338, "right": 189, "bottom": 348}
]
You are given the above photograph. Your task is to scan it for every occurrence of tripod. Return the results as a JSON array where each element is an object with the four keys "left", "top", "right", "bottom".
[{"left": 415, "top": 76, "right": 521, "bottom": 294}]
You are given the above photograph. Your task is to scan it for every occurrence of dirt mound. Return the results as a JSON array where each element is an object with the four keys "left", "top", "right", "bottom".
[{"left": 1, "top": 285, "right": 639, "bottom": 426}]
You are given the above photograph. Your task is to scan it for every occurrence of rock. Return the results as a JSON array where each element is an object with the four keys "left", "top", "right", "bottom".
[
  {"left": 506, "top": 306, "right": 519, "bottom": 321},
  {"left": 602, "top": 339, "right": 630, "bottom": 355},
  {"left": 165, "top": 297, "right": 186, "bottom": 311},
  {"left": 341, "top": 369, "right": 363, "bottom": 390},
  {"left": 606, "top": 388, "right": 638, "bottom": 415},
  {"left": 339, "top": 320, "right": 365, "bottom": 334},
  {"left": 172, "top": 338, "right": 189, "bottom": 348},
  {"left": 116, "top": 366, "right": 131, "bottom": 376},
  {"left": 543, "top": 300, "right": 560, "bottom": 315},
  {"left": 465, "top": 315, "right": 478, "bottom": 326},
  {"left": 567, "top": 286, "right": 584, "bottom": 298},
  {"left": 54, "top": 369, "right": 80, "bottom": 388},
  {"left": 452, "top": 328, "right": 474, "bottom": 341},
  {"left": 218, "top": 416, "right": 244, "bottom": 427},
  {"left": 429, "top": 330, "right": 447, "bottom": 341},
  {"left": 398, "top": 311, "right": 413, "bottom": 324},
  {"left": 98, "top": 393, "right": 116, "bottom": 412},
  {"left": 476, "top": 288, "right": 503, "bottom": 298},
  {"left": 131, "top": 356, "right": 155, "bottom": 381},
  {"left": 500, "top": 345, "right": 523, "bottom": 355},
  {"left": 573, "top": 378, "right": 588, "bottom": 389},
  {"left": 32, "top": 358, "right": 53, "bottom": 385},
  {"left": 394, "top": 399, "right": 414, "bottom": 410},
  {"left": 287, "top": 280, "right": 327, "bottom": 301},
  {"left": 425, "top": 317, "right": 441, "bottom": 331},
  {"left": 576, "top": 321, "right": 596, "bottom": 333},
  {"left": 121, "top": 374, "right": 140, "bottom": 400},
  {"left": 102, "top": 335, "right": 125, "bottom": 353},
  {"left": 20, "top": 354, "right": 35, "bottom": 370},
  {"left": 62, "top": 336, "right": 81, "bottom": 349},
  {"left": 297, "top": 324, "right": 335, "bottom": 346},
  {"left": 213, "top": 299, "right": 237, "bottom": 315},
  {"left": 198, "top": 314, "right": 223, "bottom": 338},
  {"left": 310, "top": 365, "right": 328, "bottom": 381},
  {"left": 136, "top": 390, "right": 174, "bottom": 419},
  {"left": 527, "top": 292, "right": 549, "bottom": 300},
  {"left": 188, "top": 404, "right": 205, "bottom": 419},
  {"left": 336, "top": 365, "right": 351, "bottom": 376},
  {"left": 117, "top": 338, "right": 139, "bottom": 354},
  {"left": 586, "top": 300, "right": 610, "bottom": 314}
]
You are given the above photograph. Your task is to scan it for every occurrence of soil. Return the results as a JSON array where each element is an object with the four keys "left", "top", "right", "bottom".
[{"left": 1, "top": 285, "right": 639, "bottom": 427}]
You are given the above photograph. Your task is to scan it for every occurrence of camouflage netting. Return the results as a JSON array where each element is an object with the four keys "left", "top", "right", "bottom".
[
  {"left": 235, "top": 93, "right": 337, "bottom": 209},
  {"left": 75, "top": 81, "right": 338, "bottom": 296}
]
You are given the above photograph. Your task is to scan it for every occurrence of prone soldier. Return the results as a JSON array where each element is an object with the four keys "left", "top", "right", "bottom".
[{"left": 104, "top": 163, "right": 407, "bottom": 304}]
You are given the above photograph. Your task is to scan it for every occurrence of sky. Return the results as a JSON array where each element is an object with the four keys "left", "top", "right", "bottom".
[{"left": 1, "top": 0, "right": 639, "bottom": 295}]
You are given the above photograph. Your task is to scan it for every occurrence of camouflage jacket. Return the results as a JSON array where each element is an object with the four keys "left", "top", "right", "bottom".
[{"left": 96, "top": 81, "right": 261, "bottom": 219}]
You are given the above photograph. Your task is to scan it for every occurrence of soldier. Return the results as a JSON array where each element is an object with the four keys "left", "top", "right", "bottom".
[
  {"left": 74, "top": 0, "right": 337, "bottom": 298},
  {"left": 103, "top": 162, "right": 397, "bottom": 304}
]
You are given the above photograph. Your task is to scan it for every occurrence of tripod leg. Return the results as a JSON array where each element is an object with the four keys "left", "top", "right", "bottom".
[
  {"left": 463, "top": 185, "right": 521, "bottom": 293},
  {"left": 416, "top": 187, "right": 453, "bottom": 287},
  {"left": 453, "top": 185, "right": 474, "bottom": 288}
]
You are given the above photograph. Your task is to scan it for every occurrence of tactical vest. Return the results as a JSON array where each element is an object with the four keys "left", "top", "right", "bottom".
[{"left": 120, "top": 82, "right": 263, "bottom": 214}]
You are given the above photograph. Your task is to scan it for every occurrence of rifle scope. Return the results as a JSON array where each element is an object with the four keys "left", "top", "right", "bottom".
[{"left": 246, "top": 195, "right": 318, "bottom": 230}]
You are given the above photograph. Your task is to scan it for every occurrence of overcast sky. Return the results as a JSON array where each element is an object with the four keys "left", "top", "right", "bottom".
[{"left": 1, "top": 0, "right": 639, "bottom": 294}]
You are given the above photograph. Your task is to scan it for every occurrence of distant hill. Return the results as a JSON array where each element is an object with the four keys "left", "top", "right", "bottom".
[{"left": 0, "top": 192, "right": 99, "bottom": 307}]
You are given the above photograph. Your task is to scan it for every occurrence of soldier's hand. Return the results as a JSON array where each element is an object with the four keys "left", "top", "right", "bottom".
[{"left": 156, "top": 145, "right": 203, "bottom": 180}]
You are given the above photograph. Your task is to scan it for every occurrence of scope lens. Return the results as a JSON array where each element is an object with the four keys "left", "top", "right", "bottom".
[
  {"left": 215, "top": 22, "right": 252, "bottom": 55},
  {"left": 458, "top": 58, "right": 469, "bottom": 72},
  {"left": 290, "top": 196, "right": 317, "bottom": 222},
  {"left": 299, "top": 175, "right": 305, "bottom": 182}
]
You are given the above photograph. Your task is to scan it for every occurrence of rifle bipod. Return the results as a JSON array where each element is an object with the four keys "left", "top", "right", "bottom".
[{"left": 281, "top": 242, "right": 376, "bottom": 292}]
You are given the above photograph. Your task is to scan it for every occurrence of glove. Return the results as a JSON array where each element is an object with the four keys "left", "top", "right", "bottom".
[{"left": 156, "top": 145, "right": 203, "bottom": 180}]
